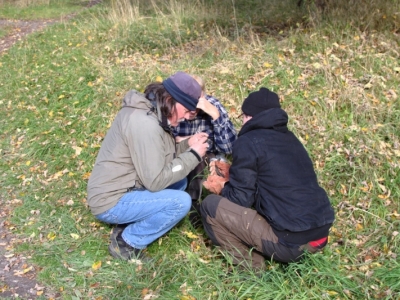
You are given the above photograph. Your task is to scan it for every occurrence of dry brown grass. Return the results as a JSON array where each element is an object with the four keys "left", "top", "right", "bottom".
[{"left": 0, "top": 0, "right": 50, "bottom": 7}]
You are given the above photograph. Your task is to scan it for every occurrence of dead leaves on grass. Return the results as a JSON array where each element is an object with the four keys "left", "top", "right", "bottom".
[
  {"left": 0, "top": 218, "right": 47, "bottom": 297},
  {"left": 1, "top": 24, "right": 399, "bottom": 299}
]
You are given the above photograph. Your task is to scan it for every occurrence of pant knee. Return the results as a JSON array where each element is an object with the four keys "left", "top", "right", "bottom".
[
  {"left": 200, "top": 194, "right": 223, "bottom": 218},
  {"left": 178, "top": 191, "right": 192, "bottom": 216}
]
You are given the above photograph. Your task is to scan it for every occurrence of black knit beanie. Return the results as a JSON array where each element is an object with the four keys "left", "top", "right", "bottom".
[{"left": 241, "top": 87, "right": 280, "bottom": 117}]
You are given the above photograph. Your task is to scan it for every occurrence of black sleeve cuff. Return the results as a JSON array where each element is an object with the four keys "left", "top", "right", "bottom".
[{"left": 189, "top": 149, "right": 202, "bottom": 162}]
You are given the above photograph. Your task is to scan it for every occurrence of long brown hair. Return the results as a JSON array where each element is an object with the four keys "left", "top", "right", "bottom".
[{"left": 144, "top": 83, "right": 177, "bottom": 118}]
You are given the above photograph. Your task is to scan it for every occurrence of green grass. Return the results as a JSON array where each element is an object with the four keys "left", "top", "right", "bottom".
[
  {"left": 0, "top": 0, "right": 90, "bottom": 19},
  {"left": 1, "top": 0, "right": 400, "bottom": 299},
  {"left": 0, "top": 25, "right": 12, "bottom": 38}
]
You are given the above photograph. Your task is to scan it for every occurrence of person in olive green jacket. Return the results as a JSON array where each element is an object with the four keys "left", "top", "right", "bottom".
[{"left": 87, "top": 72, "right": 209, "bottom": 261}]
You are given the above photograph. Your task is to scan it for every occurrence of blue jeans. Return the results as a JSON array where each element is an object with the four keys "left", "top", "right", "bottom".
[{"left": 96, "top": 178, "right": 191, "bottom": 249}]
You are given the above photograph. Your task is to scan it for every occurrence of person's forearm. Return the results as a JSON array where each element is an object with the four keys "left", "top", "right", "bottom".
[
  {"left": 213, "top": 122, "right": 237, "bottom": 154},
  {"left": 209, "top": 108, "right": 220, "bottom": 120}
]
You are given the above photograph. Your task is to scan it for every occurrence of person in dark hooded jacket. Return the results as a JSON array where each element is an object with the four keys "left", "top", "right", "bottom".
[{"left": 200, "top": 87, "right": 335, "bottom": 272}]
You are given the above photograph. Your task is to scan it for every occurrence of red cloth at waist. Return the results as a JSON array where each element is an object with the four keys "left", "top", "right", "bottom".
[{"left": 309, "top": 237, "right": 327, "bottom": 248}]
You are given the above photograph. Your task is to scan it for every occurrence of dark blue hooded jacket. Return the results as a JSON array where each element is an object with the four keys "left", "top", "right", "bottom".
[{"left": 221, "top": 108, "right": 335, "bottom": 244}]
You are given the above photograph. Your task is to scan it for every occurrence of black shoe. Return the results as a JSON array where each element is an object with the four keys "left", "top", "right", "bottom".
[
  {"left": 110, "top": 224, "right": 127, "bottom": 241},
  {"left": 109, "top": 232, "right": 150, "bottom": 262}
]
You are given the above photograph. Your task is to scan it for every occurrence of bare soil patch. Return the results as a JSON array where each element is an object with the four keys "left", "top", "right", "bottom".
[
  {"left": 0, "top": 0, "right": 102, "bottom": 53},
  {"left": 0, "top": 207, "right": 55, "bottom": 299},
  {"left": 0, "top": 19, "right": 58, "bottom": 53}
]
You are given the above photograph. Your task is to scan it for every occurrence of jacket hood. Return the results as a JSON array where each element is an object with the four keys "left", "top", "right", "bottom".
[
  {"left": 239, "top": 108, "right": 288, "bottom": 137},
  {"left": 122, "top": 90, "right": 153, "bottom": 111},
  {"left": 122, "top": 89, "right": 172, "bottom": 132}
]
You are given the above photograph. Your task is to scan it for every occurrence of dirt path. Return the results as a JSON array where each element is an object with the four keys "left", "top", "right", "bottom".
[
  {"left": 0, "top": 206, "right": 55, "bottom": 299},
  {"left": 0, "top": 2, "right": 101, "bottom": 298},
  {"left": 0, "top": 19, "right": 58, "bottom": 53},
  {"left": 0, "top": 0, "right": 102, "bottom": 54}
]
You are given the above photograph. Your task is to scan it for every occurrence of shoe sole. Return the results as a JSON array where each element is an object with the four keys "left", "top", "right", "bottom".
[
  {"left": 109, "top": 232, "right": 151, "bottom": 263},
  {"left": 108, "top": 243, "right": 152, "bottom": 263},
  {"left": 109, "top": 226, "right": 131, "bottom": 261},
  {"left": 108, "top": 243, "right": 129, "bottom": 260}
]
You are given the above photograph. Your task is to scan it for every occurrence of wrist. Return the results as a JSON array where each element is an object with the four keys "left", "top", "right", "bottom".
[
  {"left": 210, "top": 110, "right": 220, "bottom": 120},
  {"left": 189, "top": 149, "right": 202, "bottom": 162}
]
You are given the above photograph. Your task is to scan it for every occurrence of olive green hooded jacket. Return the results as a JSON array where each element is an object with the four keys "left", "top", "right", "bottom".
[{"left": 87, "top": 90, "right": 200, "bottom": 215}]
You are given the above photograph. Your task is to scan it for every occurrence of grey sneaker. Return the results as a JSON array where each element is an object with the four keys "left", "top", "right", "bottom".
[{"left": 108, "top": 232, "right": 150, "bottom": 262}]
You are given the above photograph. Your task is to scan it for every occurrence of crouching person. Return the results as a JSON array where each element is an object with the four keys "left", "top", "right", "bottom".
[
  {"left": 201, "top": 87, "right": 335, "bottom": 272},
  {"left": 87, "top": 72, "right": 209, "bottom": 261}
]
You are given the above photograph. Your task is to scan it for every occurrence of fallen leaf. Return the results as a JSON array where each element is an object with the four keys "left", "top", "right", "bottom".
[
  {"left": 180, "top": 296, "right": 196, "bottom": 300},
  {"left": 141, "top": 288, "right": 149, "bottom": 297},
  {"left": 47, "top": 232, "right": 56, "bottom": 241},
  {"left": 364, "top": 82, "right": 373, "bottom": 89},
  {"left": 82, "top": 172, "right": 91, "bottom": 180},
  {"left": 183, "top": 231, "right": 198, "bottom": 239},
  {"left": 70, "top": 233, "right": 80, "bottom": 239},
  {"left": 219, "top": 67, "right": 230, "bottom": 74},
  {"left": 326, "top": 290, "right": 338, "bottom": 296},
  {"left": 92, "top": 261, "right": 102, "bottom": 270},
  {"left": 72, "top": 146, "right": 82, "bottom": 156},
  {"left": 313, "top": 62, "right": 322, "bottom": 69}
]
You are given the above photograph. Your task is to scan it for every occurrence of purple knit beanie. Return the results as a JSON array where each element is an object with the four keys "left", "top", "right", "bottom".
[{"left": 163, "top": 72, "right": 202, "bottom": 111}]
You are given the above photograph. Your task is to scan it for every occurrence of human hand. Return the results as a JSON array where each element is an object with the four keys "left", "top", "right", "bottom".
[
  {"left": 189, "top": 132, "right": 209, "bottom": 158},
  {"left": 188, "top": 132, "right": 208, "bottom": 147},
  {"left": 203, "top": 174, "right": 227, "bottom": 195},
  {"left": 196, "top": 97, "right": 220, "bottom": 120}
]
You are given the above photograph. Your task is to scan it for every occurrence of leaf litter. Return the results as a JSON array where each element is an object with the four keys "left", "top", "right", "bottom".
[{"left": 0, "top": 1, "right": 102, "bottom": 298}]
